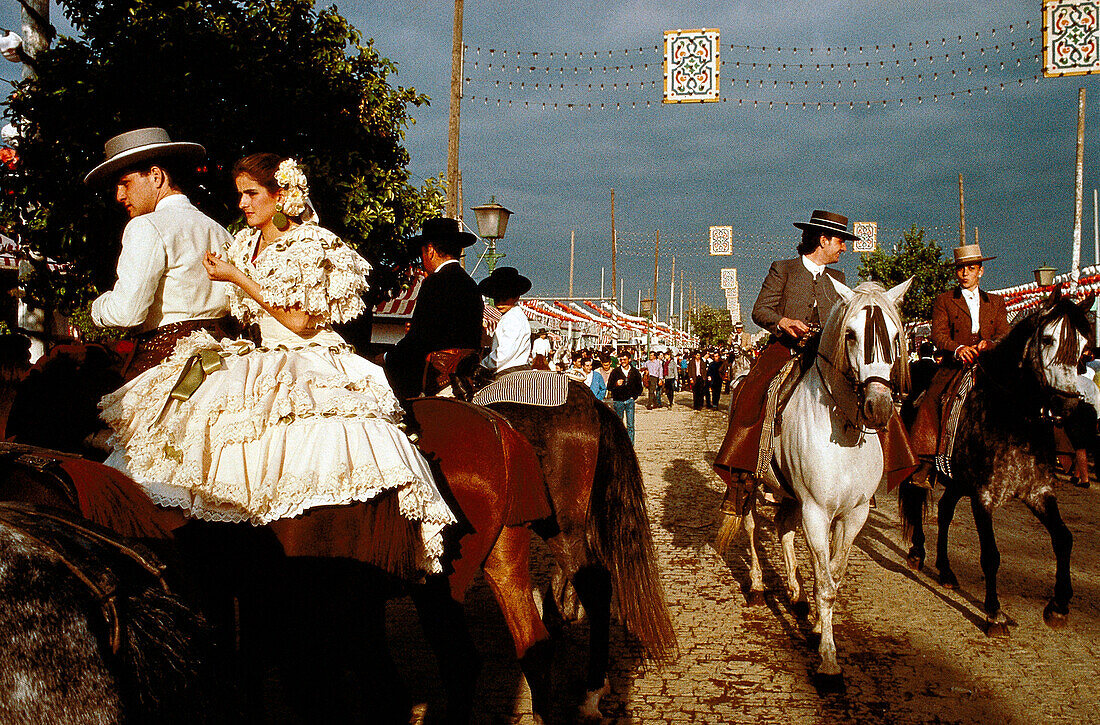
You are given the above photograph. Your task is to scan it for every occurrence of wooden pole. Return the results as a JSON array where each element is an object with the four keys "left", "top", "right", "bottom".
[
  {"left": 958, "top": 173, "right": 966, "bottom": 248},
  {"left": 1073, "top": 87, "right": 1086, "bottom": 292},
  {"left": 569, "top": 230, "right": 575, "bottom": 298},
  {"left": 445, "top": 0, "right": 464, "bottom": 220}
]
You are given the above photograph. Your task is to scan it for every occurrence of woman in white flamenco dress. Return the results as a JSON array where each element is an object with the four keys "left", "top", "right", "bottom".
[{"left": 99, "top": 154, "right": 454, "bottom": 574}]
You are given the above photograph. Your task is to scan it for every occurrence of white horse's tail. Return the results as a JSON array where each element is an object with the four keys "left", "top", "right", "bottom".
[{"left": 713, "top": 511, "right": 743, "bottom": 554}]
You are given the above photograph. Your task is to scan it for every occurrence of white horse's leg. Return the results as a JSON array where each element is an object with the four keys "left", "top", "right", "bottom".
[
  {"left": 801, "top": 502, "right": 841, "bottom": 677},
  {"left": 775, "top": 498, "right": 807, "bottom": 615},
  {"left": 744, "top": 495, "right": 766, "bottom": 605},
  {"left": 829, "top": 502, "right": 871, "bottom": 584}
]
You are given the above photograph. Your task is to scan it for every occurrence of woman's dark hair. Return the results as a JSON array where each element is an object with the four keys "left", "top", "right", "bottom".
[
  {"left": 231, "top": 153, "right": 285, "bottom": 195},
  {"left": 796, "top": 228, "right": 822, "bottom": 256}
]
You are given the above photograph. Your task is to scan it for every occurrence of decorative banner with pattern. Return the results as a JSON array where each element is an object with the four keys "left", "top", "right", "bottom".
[
  {"left": 664, "top": 29, "right": 721, "bottom": 103},
  {"left": 1043, "top": 0, "right": 1100, "bottom": 76},
  {"left": 852, "top": 222, "right": 878, "bottom": 253},
  {"left": 720, "top": 267, "right": 738, "bottom": 290},
  {"left": 709, "top": 225, "right": 733, "bottom": 255},
  {"left": 723, "top": 287, "right": 741, "bottom": 324}
]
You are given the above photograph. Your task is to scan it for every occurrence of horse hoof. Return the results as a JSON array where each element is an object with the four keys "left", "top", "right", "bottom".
[
  {"left": 813, "top": 671, "right": 846, "bottom": 693},
  {"left": 791, "top": 600, "right": 810, "bottom": 619},
  {"left": 985, "top": 620, "right": 1010, "bottom": 637},
  {"left": 938, "top": 571, "right": 959, "bottom": 590},
  {"left": 1043, "top": 601, "right": 1069, "bottom": 629},
  {"left": 746, "top": 590, "right": 766, "bottom": 606},
  {"left": 906, "top": 554, "right": 924, "bottom": 571}
]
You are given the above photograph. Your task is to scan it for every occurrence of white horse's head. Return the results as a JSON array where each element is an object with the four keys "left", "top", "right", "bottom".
[{"left": 821, "top": 277, "right": 912, "bottom": 430}]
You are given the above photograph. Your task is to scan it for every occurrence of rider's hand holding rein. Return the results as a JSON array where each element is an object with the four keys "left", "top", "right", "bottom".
[{"left": 778, "top": 316, "right": 812, "bottom": 340}]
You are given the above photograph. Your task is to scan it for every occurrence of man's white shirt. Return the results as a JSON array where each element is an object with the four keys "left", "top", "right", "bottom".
[
  {"left": 482, "top": 304, "right": 532, "bottom": 372},
  {"left": 91, "top": 194, "right": 230, "bottom": 332}
]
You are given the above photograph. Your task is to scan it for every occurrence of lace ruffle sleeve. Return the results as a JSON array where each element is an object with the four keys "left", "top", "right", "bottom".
[{"left": 232, "top": 223, "right": 372, "bottom": 325}]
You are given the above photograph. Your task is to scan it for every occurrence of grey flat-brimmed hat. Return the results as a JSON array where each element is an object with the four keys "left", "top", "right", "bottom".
[
  {"left": 793, "top": 209, "right": 860, "bottom": 241},
  {"left": 953, "top": 243, "right": 996, "bottom": 266},
  {"left": 83, "top": 127, "right": 205, "bottom": 186}
]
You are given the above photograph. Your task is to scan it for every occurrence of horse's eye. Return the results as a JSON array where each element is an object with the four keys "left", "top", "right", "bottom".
[
  {"left": 845, "top": 330, "right": 857, "bottom": 342},
  {"left": 1042, "top": 335, "right": 1054, "bottom": 346}
]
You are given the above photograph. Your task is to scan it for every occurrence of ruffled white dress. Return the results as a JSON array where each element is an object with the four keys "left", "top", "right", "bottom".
[{"left": 100, "top": 222, "right": 455, "bottom": 573}]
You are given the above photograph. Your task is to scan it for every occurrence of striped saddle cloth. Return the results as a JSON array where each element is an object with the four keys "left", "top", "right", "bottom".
[{"left": 471, "top": 369, "right": 569, "bottom": 408}]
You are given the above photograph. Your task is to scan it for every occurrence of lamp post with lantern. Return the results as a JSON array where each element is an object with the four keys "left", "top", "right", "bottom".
[{"left": 472, "top": 197, "right": 512, "bottom": 273}]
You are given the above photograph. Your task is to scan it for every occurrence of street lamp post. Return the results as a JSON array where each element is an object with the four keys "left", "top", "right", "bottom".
[{"left": 472, "top": 197, "right": 513, "bottom": 273}]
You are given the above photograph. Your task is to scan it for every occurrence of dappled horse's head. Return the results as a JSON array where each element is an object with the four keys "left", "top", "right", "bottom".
[
  {"left": 819, "top": 278, "right": 911, "bottom": 430},
  {"left": 1023, "top": 292, "right": 1093, "bottom": 399}
]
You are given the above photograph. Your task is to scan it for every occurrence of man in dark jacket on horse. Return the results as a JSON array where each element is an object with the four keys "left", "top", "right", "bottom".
[
  {"left": 713, "top": 210, "right": 854, "bottom": 513},
  {"left": 908, "top": 243, "right": 1010, "bottom": 487},
  {"left": 385, "top": 217, "right": 483, "bottom": 400}
]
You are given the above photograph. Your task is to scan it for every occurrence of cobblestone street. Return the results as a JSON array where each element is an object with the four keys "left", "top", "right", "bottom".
[{"left": 388, "top": 392, "right": 1100, "bottom": 723}]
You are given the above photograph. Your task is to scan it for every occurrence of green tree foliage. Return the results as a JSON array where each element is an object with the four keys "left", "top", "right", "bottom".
[
  {"left": 689, "top": 304, "right": 734, "bottom": 347},
  {"left": 857, "top": 225, "right": 954, "bottom": 322},
  {"left": 0, "top": 0, "right": 443, "bottom": 322}
]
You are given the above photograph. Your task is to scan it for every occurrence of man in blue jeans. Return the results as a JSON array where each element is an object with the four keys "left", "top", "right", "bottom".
[{"left": 607, "top": 350, "right": 643, "bottom": 443}]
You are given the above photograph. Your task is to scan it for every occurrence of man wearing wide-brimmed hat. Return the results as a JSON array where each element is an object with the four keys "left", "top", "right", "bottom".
[
  {"left": 385, "top": 217, "right": 482, "bottom": 400},
  {"left": 85, "top": 127, "right": 232, "bottom": 378},
  {"left": 908, "top": 242, "right": 1009, "bottom": 487},
  {"left": 478, "top": 266, "right": 533, "bottom": 376},
  {"left": 712, "top": 210, "right": 855, "bottom": 509}
]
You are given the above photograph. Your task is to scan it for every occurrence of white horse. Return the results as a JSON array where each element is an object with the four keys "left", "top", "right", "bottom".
[{"left": 717, "top": 278, "right": 910, "bottom": 682}]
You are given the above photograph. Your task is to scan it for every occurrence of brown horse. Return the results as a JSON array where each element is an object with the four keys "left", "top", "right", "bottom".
[
  {"left": 487, "top": 382, "right": 678, "bottom": 716},
  {"left": 0, "top": 351, "right": 558, "bottom": 722},
  {"left": 1, "top": 347, "right": 674, "bottom": 721}
]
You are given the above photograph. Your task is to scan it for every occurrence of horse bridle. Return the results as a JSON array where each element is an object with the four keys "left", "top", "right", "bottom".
[{"left": 814, "top": 304, "right": 900, "bottom": 432}]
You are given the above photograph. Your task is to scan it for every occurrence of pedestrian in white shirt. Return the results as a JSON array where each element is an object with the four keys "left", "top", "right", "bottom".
[
  {"left": 531, "top": 328, "right": 552, "bottom": 369},
  {"left": 478, "top": 267, "right": 533, "bottom": 376},
  {"left": 84, "top": 127, "right": 232, "bottom": 378}
]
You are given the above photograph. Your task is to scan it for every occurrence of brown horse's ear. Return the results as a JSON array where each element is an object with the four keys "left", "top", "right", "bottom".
[{"left": 1077, "top": 294, "right": 1094, "bottom": 313}]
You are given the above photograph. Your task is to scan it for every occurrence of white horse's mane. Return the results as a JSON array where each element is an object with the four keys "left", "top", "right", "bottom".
[{"left": 819, "top": 281, "right": 910, "bottom": 393}]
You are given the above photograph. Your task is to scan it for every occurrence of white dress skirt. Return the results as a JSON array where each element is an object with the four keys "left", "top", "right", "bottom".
[{"left": 99, "top": 223, "right": 455, "bottom": 574}]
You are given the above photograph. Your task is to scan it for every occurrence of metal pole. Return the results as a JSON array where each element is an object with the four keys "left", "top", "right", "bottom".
[
  {"left": 668, "top": 255, "right": 675, "bottom": 327},
  {"left": 569, "top": 230, "right": 575, "bottom": 298},
  {"left": 610, "top": 189, "right": 617, "bottom": 303},
  {"left": 679, "top": 270, "right": 684, "bottom": 333},
  {"left": 1072, "top": 87, "right": 1086, "bottom": 293},
  {"left": 1093, "top": 188, "right": 1098, "bottom": 266},
  {"left": 445, "top": 0, "right": 464, "bottom": 220},
  {"left": 619, "top": 277, "right": 624, "bottom": 310},
  {"left": 600, "top": 266, "right": 605, "bottom": 300},
  {"left": 457, "top": 170, "right": 465, "bottom": 269}
]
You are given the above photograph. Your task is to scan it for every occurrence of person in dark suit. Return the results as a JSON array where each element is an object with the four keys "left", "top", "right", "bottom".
[
  {"left": 714, "top": 210, "right": 856, "bottom": 513},
  {"left": 385, "top": 217, "right": 482, "bottom": 400},
  {"left": 707, "top": 353, "right": 724, "bottom": 409},
  {"left": 607, "top": 350, "right": 644, "bottom": 443},
  {"left": 688, "top": 351, "right": 707, "bottom": 410},
  {"left": 908, "top": 243, "right": 1010, "bottom": 486}
]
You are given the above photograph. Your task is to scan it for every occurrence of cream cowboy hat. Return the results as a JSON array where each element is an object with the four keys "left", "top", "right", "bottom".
[
  {"left": 84, "top": 127, "right": 205, "bottom": 186},
  {"left": 953, "top": 243, "right": 996, "bottom": 266}
]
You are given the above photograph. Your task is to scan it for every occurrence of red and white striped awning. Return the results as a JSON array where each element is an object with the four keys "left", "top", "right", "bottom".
[{"left": 373, "top": 273, "right": 423, "bottom": 317}]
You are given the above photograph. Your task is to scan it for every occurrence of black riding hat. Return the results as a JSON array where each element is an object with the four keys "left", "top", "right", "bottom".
[
  {"left": 408, "top": 217, "right": 478, "bottom": 257},
  {"left": 478, "top": 266, "right": 532, "bottom": 300}
]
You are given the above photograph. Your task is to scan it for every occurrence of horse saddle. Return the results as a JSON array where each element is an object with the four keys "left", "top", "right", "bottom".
[
  {"left": 0, "top": 501, "right": 172, "bottom": 655},
  {"left": 423, "top": 348, "right": 482, "bottom": 400}
]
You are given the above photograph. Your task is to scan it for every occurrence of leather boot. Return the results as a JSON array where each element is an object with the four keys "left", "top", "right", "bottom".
[
  {"left": 720, "top": 472, "right": 753, "bottom": 515},
  {"left": 909, "top": 459, "right": 935, "bottom": 490}
]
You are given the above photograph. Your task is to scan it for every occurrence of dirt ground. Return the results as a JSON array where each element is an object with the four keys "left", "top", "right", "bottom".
[{"left": 386, "top": 391, "right": 1100, "bottom": 723}]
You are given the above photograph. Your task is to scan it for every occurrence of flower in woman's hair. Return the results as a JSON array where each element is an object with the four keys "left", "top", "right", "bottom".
[{"left": 275, "top": 158, "right": 309, "bottom": 217}]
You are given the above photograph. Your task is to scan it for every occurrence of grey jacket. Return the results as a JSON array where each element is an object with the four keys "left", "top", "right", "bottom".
[{"left": 751, "top": 258, "right": 846, "bottom": 339}]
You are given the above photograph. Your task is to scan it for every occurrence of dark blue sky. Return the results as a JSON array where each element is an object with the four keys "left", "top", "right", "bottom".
[{"left": 3, "top": 1, "right": 1100, "bottom": 328}]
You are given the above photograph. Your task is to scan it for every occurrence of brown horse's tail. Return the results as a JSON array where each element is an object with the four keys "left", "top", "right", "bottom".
[
  {"left": 586, "top": 402, "right": 678, "bottom": 661},
  {"left": 898, "top": 481, "right": 928, "bottom": 545}
]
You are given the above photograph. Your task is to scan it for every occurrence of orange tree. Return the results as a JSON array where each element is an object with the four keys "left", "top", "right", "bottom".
[{"left": 0, "top": 0, "right": 442, "bottom": 334}]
